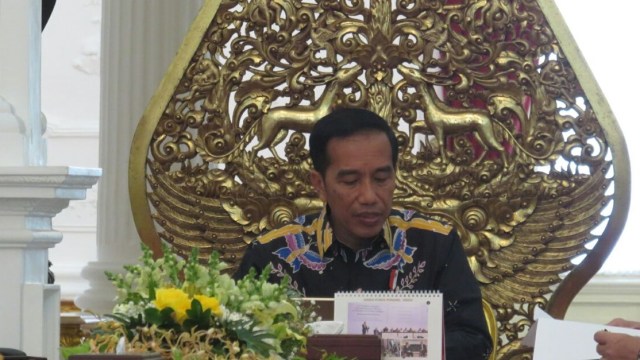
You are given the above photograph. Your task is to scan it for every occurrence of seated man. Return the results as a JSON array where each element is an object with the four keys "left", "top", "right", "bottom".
[{"left": 234, "top": 107, "right": 492, "bottom": 359}]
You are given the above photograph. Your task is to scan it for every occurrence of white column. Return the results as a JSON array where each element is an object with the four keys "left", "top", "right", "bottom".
[
  {"left": 0, "top": 168, "right": 100, "bottom": 359},
  {"left": 75, "top": 0, "right": 203, "bottom": 315},
  {"left": 0, "top": 0, "right": 44, "bottom": 166}
]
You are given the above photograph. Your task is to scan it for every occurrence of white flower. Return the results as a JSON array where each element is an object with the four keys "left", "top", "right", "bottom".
[
  {"left": 223, "top": 310, "right": 250, "bottom": 323},
  {"left": 116, "top": 336, "right": 126, "bottom": 354},
  {"left": 112, "top": 301, "right": 147, "bottom": 319}
]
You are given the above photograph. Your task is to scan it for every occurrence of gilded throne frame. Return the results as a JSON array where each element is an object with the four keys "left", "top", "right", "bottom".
[{"left": 129, "top": 0, "right": 630, "bottom": 358}]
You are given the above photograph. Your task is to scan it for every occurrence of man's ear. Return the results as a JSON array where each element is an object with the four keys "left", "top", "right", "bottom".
[{"left": 310, "top": 170, "right": 327, "bottom": 202}]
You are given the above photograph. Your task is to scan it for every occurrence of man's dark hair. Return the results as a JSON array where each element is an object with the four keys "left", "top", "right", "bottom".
[{"left": 309, "top": 107, "right": 399, "bottom": 175}]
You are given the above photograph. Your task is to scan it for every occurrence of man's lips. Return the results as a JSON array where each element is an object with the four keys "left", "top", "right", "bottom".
[{"left": 355, "top": 212, "right": 383, "bottom": 225}]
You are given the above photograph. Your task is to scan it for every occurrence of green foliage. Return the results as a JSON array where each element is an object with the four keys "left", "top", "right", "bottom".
[
  {"left": 183, "top": 299, "right": 213, "bottom": 331},
  {"left": 226, "top": 317, "right": 275, "bottom": 357},
  {"left": 143, "top": 307, "right": 181, "bottom": 332},
  {"left": 104, "top": 312, "right": 146, "bottom": 340},
  {"left": 84, "top": 243, "right": 319, "bottom": 359},
  {"left": 60, "top": 342, "right": 91, "bottom": 360},
  {"left": 320, "top": 352, "right": 352, "bottom": 360}
]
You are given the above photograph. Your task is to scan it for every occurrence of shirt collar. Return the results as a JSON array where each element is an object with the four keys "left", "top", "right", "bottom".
[{"left": 315, "top": 205, "right": 393, "bottom": 258}]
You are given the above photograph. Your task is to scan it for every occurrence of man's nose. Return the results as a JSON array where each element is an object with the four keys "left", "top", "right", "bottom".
[{"left": 357, "top": 179, "right": 377, "bottom": 204}]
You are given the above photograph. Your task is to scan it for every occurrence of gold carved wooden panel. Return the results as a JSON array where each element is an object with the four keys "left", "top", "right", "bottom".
[{"left": 129, "top": 1, "right": 630, "bottom": 358}]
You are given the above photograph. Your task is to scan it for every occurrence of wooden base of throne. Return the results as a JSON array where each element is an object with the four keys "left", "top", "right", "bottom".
[{"left": 306, "top": 334, "right": 382, "bottom": 360}]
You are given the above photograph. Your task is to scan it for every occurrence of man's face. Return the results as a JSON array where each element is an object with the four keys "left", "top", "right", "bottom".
[{"left": 310, "top": 130, "right": 396, "bottom": 249}]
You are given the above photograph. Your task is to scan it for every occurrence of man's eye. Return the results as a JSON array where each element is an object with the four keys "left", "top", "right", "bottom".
[
  {"left": 342, "top": 179, "right": 358, "bottom": 185},
  {"left": 374, "top": 176, "right": 390, "bottom": 183}
]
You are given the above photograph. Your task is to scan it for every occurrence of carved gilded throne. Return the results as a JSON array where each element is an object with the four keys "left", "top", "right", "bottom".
[{"left": 129, "top": 0, "right": 630, "bottom": 358}]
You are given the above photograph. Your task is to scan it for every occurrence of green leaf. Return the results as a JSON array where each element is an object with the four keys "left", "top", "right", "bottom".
[
  {"left": 191, "top": 298, "right": 202, "bottom": 315},
  {"left": 144, "top": 307, "right": 181, "bottom": 332},
  {"left": 234, "top": 326, "right": 274, "bottom": 357},
  {"left": 183, "top": 299, "right": 213, "bottom": 331},
  {"left": 103, "top": 312, "right": 146, "bottom": 339},
  {"left": 60, "top": 342, "right": 91, "bottom": 360},
  {"left": 104, "top": 312, "right": 130, "bottom": 324},
  {"left": 224, "top": 318, "right": 275, "bottom": 357}
]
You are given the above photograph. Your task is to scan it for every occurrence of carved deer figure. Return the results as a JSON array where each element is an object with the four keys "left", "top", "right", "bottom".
[
  {"left": 249, "top": 65, "right": 362, "bottom": 161},
  {"left": 398, "top": 64, "right": 508, "bottom": 165}
]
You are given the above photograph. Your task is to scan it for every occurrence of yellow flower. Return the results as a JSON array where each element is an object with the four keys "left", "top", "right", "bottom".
[
  {"left": 194, "top": 294, "right": 222, "bottom": 317},
  {"left": 155, "top": 288, "right": 190, "bottom": 324}
]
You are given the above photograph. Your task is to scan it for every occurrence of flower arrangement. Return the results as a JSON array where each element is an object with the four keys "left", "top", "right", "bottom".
[{"left": 85, "top": 244, "right": 317, "bottom": 360}]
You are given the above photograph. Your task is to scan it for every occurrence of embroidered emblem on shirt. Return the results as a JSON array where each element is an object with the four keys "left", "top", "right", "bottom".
[
  {"left": 447, "top": 300, "right": 460, "bottom": 313},
  {"left": 273, "top": 232, "right": 332, "bottom": 273},
  {"left": 389, "top": 212, "right": 452, "bottom": 235},
  {"left": 294, "top": 215, "right": 306, "bottom": 225},
  {"left": 403, "top": 209, "right": 416, "bottom": 221},
  {"left": 339, "top": 248, "right": 348, "bottom": 263},
  {"left": 270, "top": 262, "right": 304, "bottom": 295},
  {"left": 355, "top": 247, "right": 371, "bottom": 262},
  {"left": 363, "top": 229, "right": 416, "bottom": 270},
  {"left": 397, "top": 260, "right": 426, "bottom": 290}
]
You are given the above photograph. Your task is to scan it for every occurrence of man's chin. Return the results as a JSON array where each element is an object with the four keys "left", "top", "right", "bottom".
[
  {"left": 354, "top": 229, "right": 383, "bottom": 241},
  {"left": 355, "top": 216, "right": 385, "bottom": 229}
]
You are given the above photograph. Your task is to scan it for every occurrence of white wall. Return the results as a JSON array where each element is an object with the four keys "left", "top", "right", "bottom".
[
  {"left": 547, "top": 0, "right": 640, "bottom": 323},
  {"left": 553, "top": 0, "right": 640, "bottom": 275}
]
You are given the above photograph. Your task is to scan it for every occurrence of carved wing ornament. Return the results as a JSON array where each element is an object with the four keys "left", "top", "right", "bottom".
[{"left": 129, "top": 0, "right": 630, "bottom": 358}]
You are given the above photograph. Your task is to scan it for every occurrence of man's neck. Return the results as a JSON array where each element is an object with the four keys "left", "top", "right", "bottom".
[
  {"left": 332, "top": 227, "right": 380, "bottom": 251},
  {"left": 323, "top": 206, "right": 383, "bottom": 250},
  {"left": 336, "top": 236, "right": 370, "bottom": 251}
]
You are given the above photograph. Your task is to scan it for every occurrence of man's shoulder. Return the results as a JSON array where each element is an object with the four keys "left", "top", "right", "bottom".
[
  {"left": 253, "top": 212, "right": 319, "bottom": 246},
  {"left": 390, "top": 208, "right": 454, "bottom": 236}
]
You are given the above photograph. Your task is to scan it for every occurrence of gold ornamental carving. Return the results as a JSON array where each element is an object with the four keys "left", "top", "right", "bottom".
[{"left": 129, "top": 1, "right": 630, "bottom": 359}]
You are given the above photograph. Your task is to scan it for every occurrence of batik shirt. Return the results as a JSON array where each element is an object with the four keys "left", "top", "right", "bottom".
[{"left": 234, "top": 207, "right": 492, "bottom": 360}]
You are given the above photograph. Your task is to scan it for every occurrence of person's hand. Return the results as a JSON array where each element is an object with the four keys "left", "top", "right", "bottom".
[
  {"left": 594, "top": 330, "right": 640, "bottom": 360},
  {"left": 608, "top": 318, "right": 640, "bottom": 330}
]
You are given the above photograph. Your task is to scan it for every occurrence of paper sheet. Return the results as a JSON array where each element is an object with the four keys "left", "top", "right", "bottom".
[{"left": 522, "top": 307, "right": 640, "bottom": 360}]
